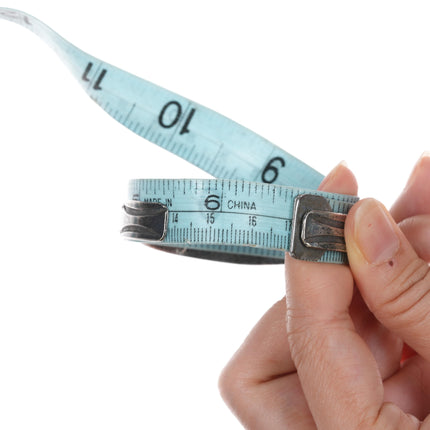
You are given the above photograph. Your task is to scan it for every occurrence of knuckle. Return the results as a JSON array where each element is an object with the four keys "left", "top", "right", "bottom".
[
  {"left": 218, "top": 361, "right": 251, "bottom": 408},
  {"left": 376, "top": 257, "right": 430, "bottom": 327},
  {"left": 355, "top": 414, "right": 379, "bottom": 430},
  {"left": 286, "top": 314, "right": 344, "bottom": 368},
  {"left": 286, "top": 309, "right": 317, "bottom": 363}
]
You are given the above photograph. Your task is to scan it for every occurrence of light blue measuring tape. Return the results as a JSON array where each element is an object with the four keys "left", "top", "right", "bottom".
[{"left": 0, "top": 8, "right": 359, "bottom": 264}]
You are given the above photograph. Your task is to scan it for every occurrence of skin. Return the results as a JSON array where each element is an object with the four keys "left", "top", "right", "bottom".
[{"left": 219, "top": 154, "right": 430, "bottom": 429}]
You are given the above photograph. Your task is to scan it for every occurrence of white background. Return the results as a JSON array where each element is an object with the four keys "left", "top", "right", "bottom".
[{"left": 0, "top": 1, "right": 429, "bottom": 429}]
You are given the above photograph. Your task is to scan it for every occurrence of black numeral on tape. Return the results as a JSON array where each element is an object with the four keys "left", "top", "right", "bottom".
[
  {"left": 261, "top": 157, "right": 286, "bottom": 184},
  {"left": 204, "top": 194, "right": 220, "bottom": 211},
  {"left": 158, "top": 101, "right": 196, "bottom": 135},
  {"left": 82, "top": 62, "right": 107, "bottom": 90}
]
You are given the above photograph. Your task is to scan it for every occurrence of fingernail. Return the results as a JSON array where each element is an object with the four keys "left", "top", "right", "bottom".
[
  {"left": 406, "top": 151, "right": 430, "bottom": 188},
  {"left": 319, "top": 161, "right": 348, "bottom": 189},
  {"left": 354, "top": 199, "right": 400, "bottom": 265}
]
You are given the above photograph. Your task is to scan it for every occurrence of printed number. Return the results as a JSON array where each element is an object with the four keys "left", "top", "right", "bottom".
[
  {"left": 158, "top": 101, "right": 196, "bottom": 135},
  {"left": 261, "top": 157, "right": 286, "bottom": 184},
  {"left": 82, "top": 62, "right": 107, "bottom": 90},
  {"left": 171, "top": 213, "right": 179, "bottom": 223},
  {"left": 204, "top": 194, "right": 220, "bottom": 211},
  {"left": 206, "top": 213, "right": 215, "bottom": 224},
  {"left": 249, "top": 216, "right": 257, "bottom": 227}
]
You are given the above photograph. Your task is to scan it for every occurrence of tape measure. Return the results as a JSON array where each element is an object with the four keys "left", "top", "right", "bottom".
[{"left": 0, "top": 8, "right": 359, "bottom": 265}]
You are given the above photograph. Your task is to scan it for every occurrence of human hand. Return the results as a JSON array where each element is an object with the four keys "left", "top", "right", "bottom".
[{"left": 219, "top": 154, "right": 430, "bottom": 429}]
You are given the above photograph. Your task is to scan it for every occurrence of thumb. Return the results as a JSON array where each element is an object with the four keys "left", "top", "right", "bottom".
[{"left": 345, "top": 198, "right": 430, "bottom": 360}]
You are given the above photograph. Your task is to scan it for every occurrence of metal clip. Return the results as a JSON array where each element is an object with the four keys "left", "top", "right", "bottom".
[
  {"left": 290, "top": 194, "right": 347, "bottom": 261},
  {"left": 121, "top": 201, "right": 168, "bottom": 241}
]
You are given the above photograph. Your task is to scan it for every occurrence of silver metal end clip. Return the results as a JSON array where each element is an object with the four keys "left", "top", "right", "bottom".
[
  {"left": 290, "top": 194, "right": 347, "bottom": 261},
  {"left": 121, "top": 201, "right": 168, "bottom": 241}
]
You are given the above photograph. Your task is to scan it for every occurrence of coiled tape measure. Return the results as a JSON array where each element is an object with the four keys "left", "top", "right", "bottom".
[{"left": 0, "top": 8, "right": 359, "bottom": 265}]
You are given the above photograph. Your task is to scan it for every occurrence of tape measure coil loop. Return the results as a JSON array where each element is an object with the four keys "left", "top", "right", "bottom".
[
  {"left": 124, "top": 179, "right": 358, "bottom": 264},
  {"left": 0, "top": 8, "right": 360, "bottom": 265}
]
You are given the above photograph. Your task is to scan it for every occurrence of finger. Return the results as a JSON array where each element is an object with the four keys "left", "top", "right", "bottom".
[
  {"left": 321, "top": 163, "right": 402, "bottom": 379},
  {"left": 285, "top": 167, "right": 383, "bottom": 429},
  {"left": 219, "top": 299, "right": 317, "bottom": 429},
  {"left": 219, "top": 161, "right": 357, "bottom": 429},
  {"left": 391, "top": 152, "right": 430, "bottom": 223},
  {"left": 219, "top": 299, "right": 293, "bottom": 389},
  {"left": 399, "top": 214, "right": 430, "bottom": 262},
  {"left": 286, "top": 251, "right": 420, "bottom": 429},
  {"left": 349, "top": 287, "right": 403, "bottom": 380},
  {"left": 317, "top": 160, "right": 358, "bottom": 194},
  {"left": 220, "top": 162, "right": 358, "bottom": 385},
  {"left": 345, "top": 198, "right": 430, "bottom": 363},
  {"left": 396, "top": 214, "right": 430, "bottom": 363},
  {"left": 286, "top": 252, "right": 391, "bottom": 428},
  {"left": 285, "top": 195, "right": 425, "bottom": 427},
  {"left": 390, "top": 156, "right": 430, "bottom": 363},
  {"left": 384, "top": 355, "right": 430, "bottom": 420}
]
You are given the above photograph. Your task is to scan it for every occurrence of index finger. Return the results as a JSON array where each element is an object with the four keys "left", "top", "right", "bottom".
[{"left": 391, "top": 152, "right": 430, "bottom": 223}]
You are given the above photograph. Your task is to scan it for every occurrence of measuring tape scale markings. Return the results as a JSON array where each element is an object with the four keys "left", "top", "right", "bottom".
[
  {"left": 0, "top": 8, "right": 321, "bottom": 188},
  {"left": 0, "top": 8, "right": 359, "bottom": 265},
  {"left": 124, "top": 179, "right": 358, "bottom": 264}
]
